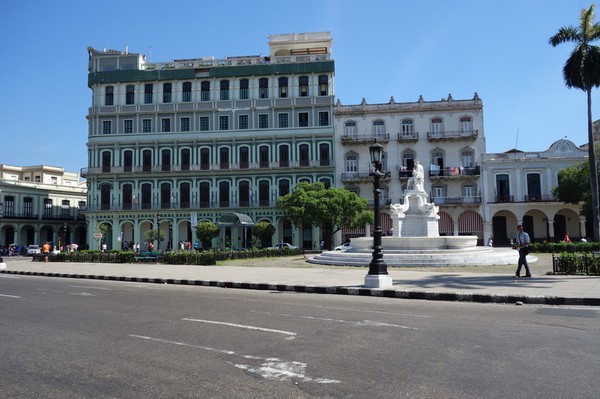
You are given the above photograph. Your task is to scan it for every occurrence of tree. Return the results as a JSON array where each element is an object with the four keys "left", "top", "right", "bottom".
[
  {"left": 145, "top": 229, "right": 165, "bottom": 250},
  {"left": 252, "top": 221, "right": 276, "bottom": 248},
  {"left": 195, "top": 221, "right": 219, "bottom": 249},
  {"left": 550, "top": 4, "right": 600, "bottom": 241},
  {"left": 277, "top": 182, "right": 373, "bottom": 250}
]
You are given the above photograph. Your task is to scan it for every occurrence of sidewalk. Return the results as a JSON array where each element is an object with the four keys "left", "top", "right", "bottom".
[{"left": 1, "top": 255, "right": 599, "bottom": 306}]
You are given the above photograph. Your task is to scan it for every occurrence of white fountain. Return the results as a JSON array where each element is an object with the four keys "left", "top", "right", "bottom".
[{"left": 310, "top": 161, "right": 524, "bottom": 267}]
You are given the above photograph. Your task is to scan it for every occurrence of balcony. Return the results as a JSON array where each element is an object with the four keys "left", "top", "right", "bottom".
[
  {"left": 523, "top": 194, "right": 557, "bottom": 202},
  {"left": 341, "top": 133, "right": 390, "bottom": 145},
  {"left": 84, "top": 200, "right": 280, "bottom": 212},
  {"left": 429, "top": 165, "right": 480, "bottom": 179},
  {"left": 341, "top": 171, "right": 392, "bottom": 183},
  {"left": 427, "top": 129, "right": 478, "bottom": 141},
  {"left": 431, "top": 196, "right": 482, "bottom": 206},
  {"left": 397, "top": 132, "right": 419, "bottom": 142},
  {"left": 81, "top": 160, "right": 333, "bottom": 177},
  {"left": 0, "top": 211, "right": 39, "bottom": 220}
]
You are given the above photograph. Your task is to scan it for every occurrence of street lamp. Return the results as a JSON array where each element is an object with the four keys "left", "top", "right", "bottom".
[{"left": 364, "top": 140, "right": 393, "bottom": 288}]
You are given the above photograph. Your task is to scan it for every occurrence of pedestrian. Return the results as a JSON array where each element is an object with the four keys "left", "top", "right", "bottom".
[
  {"left": 563, "top": 232, "right": 571, "bottom": 242},
  {"left": 320, "top": 240, "right": 324, "bottom": 251},
  {"left": 42, "top": 242, "right": 51, "bottom": 263},
  {"left": 513, "top": 224, "right": 531, "bottom": 278},
  {"left": 487, "top": 237, "right": 493, "bottom": 247}
]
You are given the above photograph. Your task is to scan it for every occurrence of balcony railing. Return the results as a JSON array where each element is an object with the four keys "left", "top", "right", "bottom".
[
  {"left": 397, "top": 132, "right": 419, "bottom": 141},
  {"left": 341, "top": 171, "right": 392, "bottom": 182},
  {"left": 524, "top": 194, "right": 557, "bottom": 202},
  {"left": 341, "top": 133, "right": 390, "bottom": 145},
  {"left": 432, "top": 196, "right": 482, "bottom": 206},
  {"left": 81, "top": 160, "right": 333, "bottom": 177},
  {"left": 85, "top": 200, "right": 280, "bottom": 212},
  {"left": 429, "top": 166, "right": 480, "bottom": 178},
  {"left": 427, "top": 129, "right": 478, "bottom": 141}
]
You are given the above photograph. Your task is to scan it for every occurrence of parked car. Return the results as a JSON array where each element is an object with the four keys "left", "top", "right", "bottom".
[
  {"left": 268, "top": 242, "right": 299, "bottom": 250},
  {"left": 334, "top": 242, "right": 352, "bottom": 251},
  {"left": 26, "top": 245, "right": 41, "bottom": 256}
]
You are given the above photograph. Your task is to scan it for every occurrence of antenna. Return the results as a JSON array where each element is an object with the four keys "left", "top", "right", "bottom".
[{"left": 515, "top": 128, "right": 519, "bottom": 149}]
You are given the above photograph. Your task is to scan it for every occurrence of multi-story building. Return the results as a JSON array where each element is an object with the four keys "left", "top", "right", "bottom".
[
  {"left": 83, "top": 32, "right": 335, "bottom": 250},
  {"left": 334, "top": 93, "right": 486, "bottom": 243},
  {"left": 482, "top": 138, "right": 587, "bottom": 245},
  {"left": 0, "top": 164, "right": 87, "bottom": 250}
]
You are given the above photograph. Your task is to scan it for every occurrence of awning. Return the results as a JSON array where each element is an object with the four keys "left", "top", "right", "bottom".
[{"left": 217, "top": 212, "right": 255, "bottom": 226}]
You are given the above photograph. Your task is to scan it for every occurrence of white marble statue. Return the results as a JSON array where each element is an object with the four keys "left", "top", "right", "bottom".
[{"left": 406, "top": 160, "right": 425, "bottom": 192}]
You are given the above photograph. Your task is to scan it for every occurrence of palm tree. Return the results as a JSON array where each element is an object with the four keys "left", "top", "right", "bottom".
[{"left": 550, "top": 4, "right": 600, "bottom": 241}]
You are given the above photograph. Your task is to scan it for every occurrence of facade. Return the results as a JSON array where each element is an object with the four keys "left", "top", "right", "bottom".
[
  {"left": 333, "top": 94, "right": 486, "bottom": 244},
  {"left": 482, "top": 138, "right": 587, "bottom": 245},
  {"left": 0, "top": 164, "right": 87, "bottom": 250},
  {"left": 83, "top": 32, "right": 335, "bottom": 250}
]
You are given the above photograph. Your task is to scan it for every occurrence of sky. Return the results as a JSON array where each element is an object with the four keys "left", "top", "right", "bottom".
[{"left": 1, "top": 0, "right": 598, "bottom": 174}]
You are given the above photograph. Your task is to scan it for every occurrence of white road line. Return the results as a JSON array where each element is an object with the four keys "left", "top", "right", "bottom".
[
  {"left": 182, "top": 318, "right": 297, "bottom": 336},
  {"left": 0, "top": 275, "right": 20, "bottom": 279},
  {"left": 69, "top": 285, "right": 112, "bottom": 291},
  {"left": 128, "top": 334, "right": 339, "bottom": 384},
  {"left": 0, "top": 293, "right": 21, "bottom": 298},
  {"left": 251, "top": 311, "right": 418, "bottom": 330},
  {"left": 314, "top": 306, "right": 433, "bottom": 319}
]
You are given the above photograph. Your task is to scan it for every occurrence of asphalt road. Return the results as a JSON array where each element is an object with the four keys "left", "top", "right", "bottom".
[{"left": 1, "top": 274, "right": 599, "bottom": 398}]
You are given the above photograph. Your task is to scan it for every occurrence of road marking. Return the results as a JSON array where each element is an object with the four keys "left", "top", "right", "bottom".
[
  {"left": 70, "top": 292, "right": 97, "bottom": 297},
  {"left": 69, "top": 285, "right": 112, "bottom": 291},
  {"left": 252, "top": 311, "right": 418, "bottom": 330},
  {"left": 128, "top": 334, "right": 339, "bottom": 384},
  {"left": 182, "top": 318, "right": 297, "bottom": 336},
  {"left": 314, "top": 306, "right": 433, "bottom": 318},
  {"left": 0, "top": 293, "right": 21, "bottom": 298},
  {"left": 0, "top": 275, "right": 20, "bottom": 279}
]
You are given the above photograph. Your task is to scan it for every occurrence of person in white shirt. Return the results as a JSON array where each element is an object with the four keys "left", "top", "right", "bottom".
[{"left": 513, "top": 224, "right": 531, "bottom": 278}]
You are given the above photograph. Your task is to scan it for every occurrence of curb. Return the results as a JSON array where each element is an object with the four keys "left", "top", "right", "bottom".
[{"left": 2, "top": 270, "right": 599, "bottom": 307}]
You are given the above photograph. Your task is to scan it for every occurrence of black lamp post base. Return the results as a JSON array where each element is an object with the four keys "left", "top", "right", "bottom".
[{"left": 364, "top": 274, "right": 393, "bottom": 288}]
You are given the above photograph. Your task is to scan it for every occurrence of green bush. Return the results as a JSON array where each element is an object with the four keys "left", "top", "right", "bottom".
[
  {"left": 552, "top": 252, "right": 600, "bottom": 275},
  {"left": 530, "top": 241, "right": 600, "bottom": 253}
]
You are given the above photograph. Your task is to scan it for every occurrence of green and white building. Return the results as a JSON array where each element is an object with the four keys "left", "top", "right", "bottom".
[{"left": 83, "top": 32, "right": 335, "bottom": 250}]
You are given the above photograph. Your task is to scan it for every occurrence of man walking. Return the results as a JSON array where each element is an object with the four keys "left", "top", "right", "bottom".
[{"left": 514, "top": 224, "right": 531, "bottom": 278}]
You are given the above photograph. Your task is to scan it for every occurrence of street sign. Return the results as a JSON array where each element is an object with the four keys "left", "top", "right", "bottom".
[{"left": 93, "top": 233, "right": 103, "bottom": 239}]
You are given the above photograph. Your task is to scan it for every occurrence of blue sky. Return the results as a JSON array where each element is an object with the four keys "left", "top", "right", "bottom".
[{"left": 1, "top": 0, "right": 597, "bottom": 173}]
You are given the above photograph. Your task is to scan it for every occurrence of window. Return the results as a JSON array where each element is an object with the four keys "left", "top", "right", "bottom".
[
  {"left": 123, "top": 184, "right": 133, "bottom": 210},
  {"left": 319, "top": 143, "right": 330, "bottom": 166},
  {"left": 199, "top": 182, "right": 210, "bottom": 207},
  {"left": 299, "top": 112, "right": 309, "bottom": 127},
  {"left": 126, "top": 85, "right": 135, "bottom": 104},
  {"left": 318, "top": 75, "right": 328, "bottom": 96},
  {"left": 180, "top": 182, "right": 190, "bottom": 208},
  {"left": 259, "top": 114, "right": 269, "bottom": 129},
  {"left": 200, "top": 148, "right": 210, "bottom": 170},
  {"left": 144, "top": 84, "right": 153, "bottom": 104},
  {"left": 259, "top": 180, "right": 270, "bottom": 206},
  {"left": 161, "top": 149, "right": 171, "bottom": 172},
  {"left": 44, "top": 198, "right": 53, "bottom": 216},
  {"left": 318, "top": 112, "right": 329, "bottom": 127},
  {"left": 61, "top": 200, "right": 70, "bottom": 218},
  {"left": 102, "top": 121, "right": 112, "bottom": 135},
  {"left": 181, "top": 149, "right": 190, "bottom": 171},
  {"left": 201, "top": 81, "right": 210, "bottom": 101},
  {"left": 101, "top": 184, "right": 111, "bottom": 210},
  {"left": 124, "top": 150, "right": 133, "bottom": 172},
  {"left": 460, "top": 116, "right": 473, "bottom": 134},
  {"left": 219, "top": 181, "right": 230, "bottom": 207},
  {"left": 23, "top": 197, "right": 33, "bottom": 217},
  {"left": 220, "top": 147, "right": 229, "bottom": 169},
  {"left": 163, "top": 83, "right": 172, "bottom": 103},
  {"left": 432, "top": 186, "right": 446, "bottom": 203},
  {"left": 299, "top": 76, "right": 309, "bottom": 96},
  {"left": 431, "top": 117, "right": 443, "bottom": 136},
  {"left": 239, "top": 146, "right": 249, "bottom": 169},
  {"left": 239, "top": 181, "right": 250, "bottom": 207},
  {"left": 462, "top": 185, "right": 476, "bottom": 202},
  {"left": 220, "top": 80, "right": 229, "bottom": 100},
  {"left": 344, "top": 121, "right": 357, "bottom": 138},
  {"left": 259, "top": 78, "right": 268, "bottom": 98},
  {"left": 527, "top": 173, "right": 542, "bottom": 201},
  {"left": 496, "top": 174, "right": 510, "bottom": 202},
  {"left": 142, "top": 119, "right": 152, "bottom": 133},
  {"left": 105, "top": 86, "right": 114, "bottom": 105},
  {"left": 124, "top": 120, "right": 133, "bottom": 134},
  {"left": 279, "top": 179, "right": 290, "bottom": 196},
  {"left": 346, "top": 155, "right": 358, "bottom": 174},
  {"left": 239, "top": 79, "right": 249, "bottom": 100},
  {"left": 461, "top": 149, "right": 474, "bottom": 168},
  {"left": 278, "top": 77, "right": 288, "bottom": 98},
  {"left": 278, "top": 113, "right": 288, "bottom": 128},
  {"left": 259, "top": 146, "right": 269, "bottom": 168},
  {"left": 142, "top": 150, "right": 152, "bottom": 172},
  {"left": 199, "top": 116, "right": 209, "bottom": 131},
  {"left": 431, "top": 150, "right": 444, "bottom": 172},
  {"left": 4, "top": 196, "right": 14, "bottom": 217},
  {"left": 181, "top": 117, "right": 190, "bottom": 132},
  {"left": 299, "top": 144, "right": 310, "bottom": 166},
  {"left": 238, "top": 114, "right": 249, "bottom": 130},
  {"left": 373, "top": 120, "right": 385, "bottom": 138},
  {"left": 161, "top": 118, "right": 171, "bottom": 132},
  {"left": 182, "top": 82, "right": 192, "bottom": 102},
  {"left": 402, "top": 119, "right": 414, "bottom": 136},
  {"left": 279, "top": 145, "right": 289, "bottom": 167},
  {"left": 141, "top": 183, "right": 151, "bottom": 209},
  {"left": 219, "top": 115, "right": 229, "bottom": 130}
]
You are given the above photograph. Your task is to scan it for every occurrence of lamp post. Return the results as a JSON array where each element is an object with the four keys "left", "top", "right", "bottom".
[{"left": 364, "top": 140, "right": 393, "bottom": 288}]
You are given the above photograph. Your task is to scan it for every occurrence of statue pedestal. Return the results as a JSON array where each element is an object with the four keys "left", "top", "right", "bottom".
[{"left": 391, "top": 190, "right": 440, "bottom": 238}]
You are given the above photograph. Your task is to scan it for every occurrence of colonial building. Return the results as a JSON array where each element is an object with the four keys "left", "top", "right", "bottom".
[
  {"left": 83, "top": 32, "right": 335, "bottom": 250},
  {"left": 333, "top": 94, "right": 486, "bottom": 244},
  {"left": 0, "top": 164, "right": 87, "bottom": 249},
  {"left": 481, "top": 138, "right": 587, "bottom": 245}
]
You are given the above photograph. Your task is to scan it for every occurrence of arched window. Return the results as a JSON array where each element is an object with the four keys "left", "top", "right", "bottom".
[
  {"left": 259, "top": 180, "right": 270, "bottom": 206},
  {"left": 219, "top": 181, "right": 230, "bottom": 207},
  {"left": 430, "top": 117, "right": 443, "bottom": 137},
  {"left": 401, "top": 119, "right": 414, "bottom": 136},
  {"left": 199, "top": 182, "right": 210, "bottom": 208},
  {"left": 180, "top": 182, "right": 190, "bottom": 208},
  {"left": 344, "top": 121, "right": 357, "bottom": 138},
  {"left": 459, "top": 116, "right": 473, "bottom": 134},
  {"left": 239, "top": 181, "right": 250, "bottom": 207},
  {"left": 373, "top": 120, "right": 385, "bottom": 138}
]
